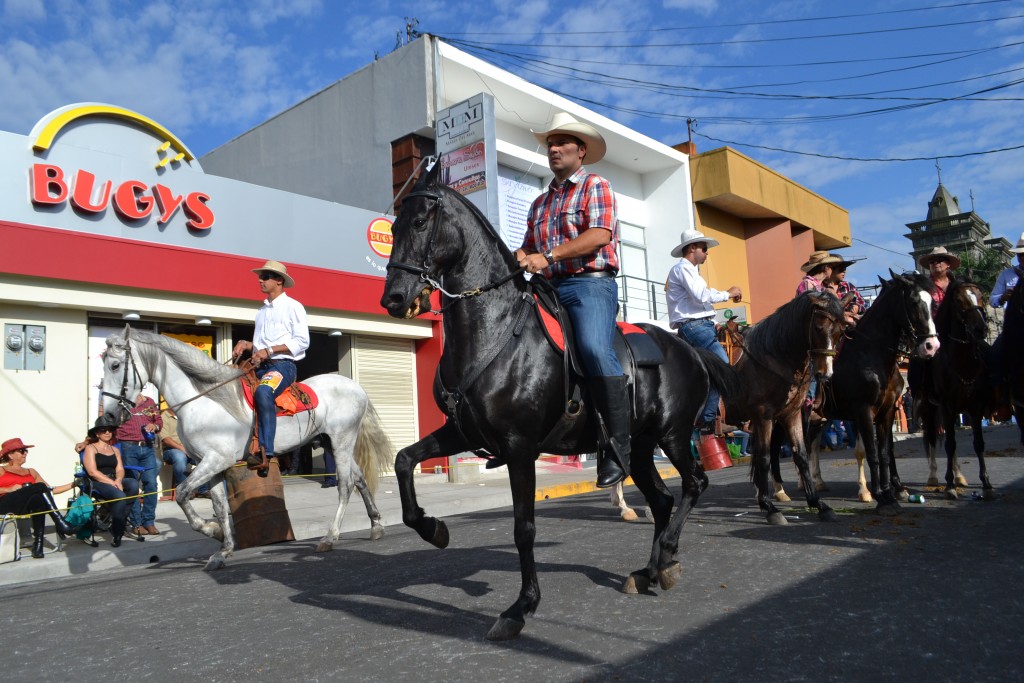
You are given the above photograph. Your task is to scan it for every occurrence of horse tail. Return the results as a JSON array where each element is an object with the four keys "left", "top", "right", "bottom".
[
  {"left": 354, "top": 400, "right": 395, "bottom": 496},
  {"left": 693, "top": 347, "right": 742, "bottom": 399}
]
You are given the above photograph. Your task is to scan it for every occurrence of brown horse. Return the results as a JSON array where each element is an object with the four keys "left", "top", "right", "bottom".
[{"left": 917, "top": 279, "right": 996, "bottom": 500}]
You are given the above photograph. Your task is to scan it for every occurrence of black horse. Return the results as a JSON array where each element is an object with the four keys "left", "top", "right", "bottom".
[
  {"left": 381, "top": 165, "right": 727, "bottom": 640},
  {"left": 997, "top": 266, "right": 1024, "bottom": 448},
  {"left": 805, "top": 272, "right": 939, "bottom": 512},
  {"left": 707, "top": 291, "right": 850, "bottom": 525},
  {"left": 916, "top": 279, "right": 996, "bottom": 500}
]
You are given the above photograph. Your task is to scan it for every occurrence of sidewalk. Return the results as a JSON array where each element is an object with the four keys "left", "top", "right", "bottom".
[{"left": 3, "top": 424, "right": 1015, "bottom": 588}]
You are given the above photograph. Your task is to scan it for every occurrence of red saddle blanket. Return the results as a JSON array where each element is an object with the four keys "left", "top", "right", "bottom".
[
  {"left": 536, "top": 301, "right": 648, "bottom": 353},
  {"left": 240, "top": 378, "right": 319, "bottom": 416}
]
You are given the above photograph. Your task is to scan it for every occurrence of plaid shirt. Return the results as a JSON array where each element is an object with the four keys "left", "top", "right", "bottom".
[
  {"left": 115, "top": 396, "right": 162, "bottom": 442},
  {"left": 522, "top": 167, "right": 619, "bottom": 278},
  {"left": 835, "top": 279, "right": 866, "bottom": 312}
]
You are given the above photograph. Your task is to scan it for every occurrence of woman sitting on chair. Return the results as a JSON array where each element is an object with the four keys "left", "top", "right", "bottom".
[
  {"left": 0, "top": 437, "right": 78, "bottom": 559},
  {"left": 81, "top": 416, "right": 139, "bottom": 547}
]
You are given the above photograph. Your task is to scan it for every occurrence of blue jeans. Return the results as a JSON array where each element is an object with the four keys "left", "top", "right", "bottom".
[
  {"left": 319, "top": 437, "right": 337, "bottom": 487},
  {"left": 255, "top": 359, "right": 297, "bottom": 456},
  {"left": 676, "top": 317, "right": 728, "bottom": 423},
  {"left": 121, "top": 442, "right": 158, "bottom": 527},
  {"left": 163, "top": 448, "right": 209, "bottom": 494},
  {"left": 553, "top": 276, "right": 623, "bottom": 377}
]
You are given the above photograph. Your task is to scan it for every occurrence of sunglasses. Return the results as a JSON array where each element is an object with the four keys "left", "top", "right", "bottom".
[
  {"left": 95, "top": 428, "right": 114, "bottom": 434},
  {"left": 14, "top": 448, "right": 28, "bottom": 454},
  {"left": 258, "top": 272, "right": 279, "bottom": 281}
]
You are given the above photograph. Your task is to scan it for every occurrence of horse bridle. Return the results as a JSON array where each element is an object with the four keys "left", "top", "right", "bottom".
[
  {"left": 100, "top": 337, "right": 142, "bottom": 418},
  {"left": 387, "top": 188, "right": 523, "bottom": 314}
]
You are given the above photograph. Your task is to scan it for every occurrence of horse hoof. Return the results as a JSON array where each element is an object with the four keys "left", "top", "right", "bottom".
[
  {"left": 620, "top": 508, "right": 639, "bottom": 522},
  {"left": 369, "top": 524, "right": 385, "bottom": 541},
  {"left": 895, "top": 489, "right": 910, "bottom": 503},
  {"left": 945, "top": 489, "right": 959, "bottom": 501},
  {"left": 983, "top": 488, "right": 998, "bottom": 501},
  {"left": 774, "top": 491, "right": 791, "bottom": 503},
  {"left": 204, "top": 556, "right": 225, "bottom": 571},
  {"left": 858, "top": 491, "right": 874, "bottom": 503},
  {"left": 428, "top": 519, "right": 449, "bottom": 549},
  {"left": 623, "top": 573, "right": 650, "bottom": 594},
  {"left": 927, "top": 477, "right": 940, "bottom": 486},
  {"left": 314, "top": 541, "right": 333, "bottom": 553},
  {"left": 485, "top": 617, "right": 525, "bottom": 641},
  {"left": 877, "top": 503, "right": 900, "bottom": 517},
  {"left": 658, "top": 562, "right": 682, "bottom": 591},
  {"left": 767, "top": 512, "right": 788, "bottom": 526},
  {"left": 819, "top": 509, "right": 839, "bottom": 523}
]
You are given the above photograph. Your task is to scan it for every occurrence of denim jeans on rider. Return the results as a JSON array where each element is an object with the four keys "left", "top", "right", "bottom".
[
  {"left": 120, "top": 442, "right": 157, "bottom": 527},
  {"left": 254, "top": 359, "right": 297, "bottom": 456},
  {"left": 676, "top": 317, "right": 728, "bottom": 424},
  {"left": 553, "top": 276, "right": 623, "bottom": 377}
]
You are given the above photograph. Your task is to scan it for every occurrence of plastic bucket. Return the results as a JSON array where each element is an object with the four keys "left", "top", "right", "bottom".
[{"left": 697, "top": 435, "right": 733, "bottom": 471}]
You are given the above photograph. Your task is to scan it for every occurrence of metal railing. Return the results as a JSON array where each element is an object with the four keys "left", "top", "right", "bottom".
[{"left": 617, "top": 274, "right": 669, "bottom": 323}]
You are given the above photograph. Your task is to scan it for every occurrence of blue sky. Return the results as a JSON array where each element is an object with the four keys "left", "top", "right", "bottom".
[{"left": 2, "top": 0, "right": 1022, "bottom": 287}]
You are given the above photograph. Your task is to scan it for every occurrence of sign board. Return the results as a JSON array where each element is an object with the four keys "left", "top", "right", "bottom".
[{"left": 435, "top": 93, "right": 500, "bottom": 232}]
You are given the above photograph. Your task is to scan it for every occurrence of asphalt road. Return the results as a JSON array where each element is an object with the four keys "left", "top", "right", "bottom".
[{"left": 4, "top": 426, "right": 1023, "bottom": 683}]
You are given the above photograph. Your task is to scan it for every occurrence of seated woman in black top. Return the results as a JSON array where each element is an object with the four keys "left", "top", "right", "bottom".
[{"left": 81, "top": 416, "right": 139, "bottom": 547}]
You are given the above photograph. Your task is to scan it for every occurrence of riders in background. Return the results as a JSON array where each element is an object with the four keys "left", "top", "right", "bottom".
[
  {"left": 232, "top": 259, "right": 310, "bottom": 474},
  {"left": 918, "top": 246, "right": 960, "bottom": 317},
  {"left": 796, "top": 251, "right": 843, "bottom": 296},
  {"left": 991, "top": 232, "right": 1024, "bottom": 309},
  {"left": 514, "top": 112, "right": 628, "bottom": 489},
  {"left": 826, "top": 256, "right": 866, "bottom": 323},
  {"left": 666, "top": 228, "right": 742, "bottom": 437},
  {"left": 987, "top": 233, "right": 1023, "bottom": 421}
]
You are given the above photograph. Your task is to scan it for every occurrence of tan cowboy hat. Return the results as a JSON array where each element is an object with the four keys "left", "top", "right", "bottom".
[
  {"left": 1, "top": 437, "right": 34, "bottom": 460},
  {"left": 1011, "top": 232, "right": 1024, "bottom": 254},
  {"left": 251, "top": 259, "right": 295, "bottom": 288},
  {"left": 671, "top": 229, "right": 720, "bottom": 258},
  {"left": 918, "top": 246, "right": 961, "bottom": 270},
  {"left": 800, "top": 250, "right": 844, "bottom": 273},
  {"left": 532, "top": 112, "right": 607, "bottom": 164}
]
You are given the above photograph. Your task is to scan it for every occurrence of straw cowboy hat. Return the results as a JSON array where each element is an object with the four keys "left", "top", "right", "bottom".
[
  {"left": 671, "top": 229, "right": 720, "bottom": 258},
  {"left": 532, "top": 112, "right": 607, "bottom": 164},
  {"left": 1011, "top": 232, "right": 1024, "bottom": 254},
  {"left": 829, "top": 253, "right": 857, "bottom": 269},
  {"left": 87, "top": 415, "right": 120, "bottom": 438},
  {"left": 918, "top": 246, "right": 961, "bottom": 270},
  {"left": 251, "top": 259, "right": 295, "bottom": 288},
  {"left": 1, "top": 437, "right": 34, "bottom": 461},
  {"left": 800, "top": 250, "right": 844, "bottom": 273}
]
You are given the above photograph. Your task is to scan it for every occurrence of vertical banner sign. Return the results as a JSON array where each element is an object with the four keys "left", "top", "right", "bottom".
[{"left": 435, "top": 93, "right": 501, "bottom": 238}]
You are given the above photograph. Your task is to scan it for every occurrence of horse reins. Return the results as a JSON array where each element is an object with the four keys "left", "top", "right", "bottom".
[{"left": 386, "top": 188, "right": 525, "bottom": 314}]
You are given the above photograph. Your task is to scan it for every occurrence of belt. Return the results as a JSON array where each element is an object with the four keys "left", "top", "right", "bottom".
[
  {"left": 122, "top": 440, "right": 152, "bottom": 447},
  {"left": 551, "top": 270, "right": 615, "bottom": 282},
  {"left": 673, "top": 316, "right": 715, "bottom": 329}
]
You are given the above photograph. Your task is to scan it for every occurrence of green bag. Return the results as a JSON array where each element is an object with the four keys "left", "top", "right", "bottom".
[
  {"left": 66, "top": 494, "right": 95, "bottom": 540},
  {"left": 726, "top": 442, "right": 742, "bottom": 459}
]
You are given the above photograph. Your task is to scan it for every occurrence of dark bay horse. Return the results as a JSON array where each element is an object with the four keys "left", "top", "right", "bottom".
[
  {"left": 997, "top": 266, "right": 1024, "bottom": 448},
  {"left": 709, "top": 290, "right": 850, "bottom": 525},
  {"left": 916, "top": 279, "right": 996, "bottom": 500},
  {"left": 804, "top": 272, "right": 939, "bottom": 512},
  {"left": 381, "top": 166, "right": 724, "bottom": 640}
]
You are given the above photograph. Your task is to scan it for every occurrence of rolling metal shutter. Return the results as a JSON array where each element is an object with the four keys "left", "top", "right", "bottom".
[{"left": 351, "top": 335, "right": 418, "bottom": 460}]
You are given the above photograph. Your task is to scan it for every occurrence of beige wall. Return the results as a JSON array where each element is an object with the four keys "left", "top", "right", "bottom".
[{"left": 1, "top": 304, "right": 89, "bottom": 503}]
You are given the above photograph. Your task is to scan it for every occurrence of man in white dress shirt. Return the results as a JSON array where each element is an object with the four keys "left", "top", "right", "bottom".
[
  {"left": 232, "top": 259, "right": 310, "bottom": 472},
  {"left": 666, "top": 230, "right": 742, "bottom": 435}
]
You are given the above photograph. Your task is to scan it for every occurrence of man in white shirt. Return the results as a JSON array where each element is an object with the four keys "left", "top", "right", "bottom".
[
  {"left": 988, "top": 233, "right": 1023, "bottom": 421},
  {"left": 666, "top": 230, "right": 741, "bottom": 434},
  {"left": 232, "top": 259, "right": 310, "bottom": 472}
]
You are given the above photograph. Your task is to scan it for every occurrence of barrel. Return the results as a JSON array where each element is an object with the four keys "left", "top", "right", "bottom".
[
  {"left": 696, "top": 435, "right": 733, "bottom": 471},
  {"left": 225, "top": 458, "right": 295, "bottom": 550}
]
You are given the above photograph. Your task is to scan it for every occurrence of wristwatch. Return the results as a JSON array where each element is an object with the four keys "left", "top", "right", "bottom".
[{"left": 543, "top": 249, "right": 555, "bottom": 265}]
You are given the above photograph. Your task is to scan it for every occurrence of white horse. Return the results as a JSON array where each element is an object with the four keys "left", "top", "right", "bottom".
[{"left": 100, "top": 326, "right": 393, "bottom": 570}]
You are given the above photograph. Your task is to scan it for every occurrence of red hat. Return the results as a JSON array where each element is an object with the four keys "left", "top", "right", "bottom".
[{"left": 1, "top": 437, "right": 35, "bottom": 459}]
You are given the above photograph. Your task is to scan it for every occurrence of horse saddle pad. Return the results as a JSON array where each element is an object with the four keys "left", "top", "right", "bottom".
[
  {"left": 240, "top": 376, "right": 319, "bottom": 416},
  {"left": 532, "top": 289, "right": 664, "bottom": 376}
]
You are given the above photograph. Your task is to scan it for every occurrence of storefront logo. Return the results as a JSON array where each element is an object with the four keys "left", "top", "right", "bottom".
[{"left": 366, "top": 217, "right": 393, "bottom": 258}]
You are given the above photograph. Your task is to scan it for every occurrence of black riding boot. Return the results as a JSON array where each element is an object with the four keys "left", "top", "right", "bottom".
[
  {"left": 41, "top": 489, "right": 77, "bottom": 538},
  {"left": 31, "top": 519, "right": 45, "bottom": 559},
  {"left": 590, "top": 375, "right": 631, "bottom": 489}
]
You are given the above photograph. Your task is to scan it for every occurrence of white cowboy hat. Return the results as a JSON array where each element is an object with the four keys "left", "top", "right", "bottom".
[
  {"left": 1011, "top": 232, "right": 1024, "bottom": 254},
  {"left": 671, "top": 229, "right": 720, "bottom": 258},
  {"left": 532, "top": 112, "right": 607, "bottom": 164},
  {"left": 917, "top": 246, "right": 961, "bottom": 270},
  {"left": 251, "top": 259, "right": 295, "bottom": 288},
  {"left": 800, "top": 250, "right": 844, "bottom": 273}
]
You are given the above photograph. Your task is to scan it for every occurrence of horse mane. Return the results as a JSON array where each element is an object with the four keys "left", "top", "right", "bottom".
[
  {"left": 111, "top": 328, "right": 248, "bottom": 422},
  {"left": 745, "top": 291, "right": 844, "bottom": 362}
]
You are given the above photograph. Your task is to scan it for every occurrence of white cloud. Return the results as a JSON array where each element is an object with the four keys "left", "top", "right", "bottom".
[{"left": 3, "top": 0, "right": 44, "bottom": 21}]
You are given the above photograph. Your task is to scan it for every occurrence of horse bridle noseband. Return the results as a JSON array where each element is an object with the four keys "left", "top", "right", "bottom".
[
  {"left": 100, "top": 338, "right": 141, "bottom": 417},
  {"left": 386, "top": 188, "right": 523, "bottom": 314}
]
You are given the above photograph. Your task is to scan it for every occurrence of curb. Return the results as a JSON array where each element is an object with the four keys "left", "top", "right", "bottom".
[{"left": 534, "top": 464, "right": 681, "bottom": 501}]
